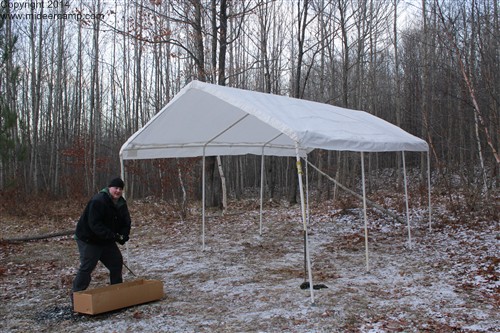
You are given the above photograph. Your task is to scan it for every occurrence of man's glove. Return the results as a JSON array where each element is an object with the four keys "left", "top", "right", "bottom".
[{"left": 115, "top": 233, "right": 129, "bottom": 245}]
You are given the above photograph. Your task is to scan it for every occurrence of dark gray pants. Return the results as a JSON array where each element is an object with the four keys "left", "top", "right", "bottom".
[{"left": 72, "top": 239, "right": 123, "bottom": 292}]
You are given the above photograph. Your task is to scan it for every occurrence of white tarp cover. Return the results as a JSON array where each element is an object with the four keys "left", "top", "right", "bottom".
[{"left": 120, "top": 80, "right": 428, "bottom": 160}]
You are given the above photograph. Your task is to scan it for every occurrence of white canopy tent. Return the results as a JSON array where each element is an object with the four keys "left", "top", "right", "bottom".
[{"left": 120, "top": 80, "right": 430, "bottom": 304}]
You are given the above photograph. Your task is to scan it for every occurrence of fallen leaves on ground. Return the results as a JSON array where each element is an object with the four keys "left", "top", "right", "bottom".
[{"left": 0, "top": 190, "right": 498, "bottom": 332}]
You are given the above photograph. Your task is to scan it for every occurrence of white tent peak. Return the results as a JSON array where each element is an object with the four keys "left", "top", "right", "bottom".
[{"left": 120, "top": 80, "right": 428, "bottom": 160}]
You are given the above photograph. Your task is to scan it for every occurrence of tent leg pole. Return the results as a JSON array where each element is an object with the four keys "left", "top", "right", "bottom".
[
  {"left": 427, "top": 151, "right": 432, "bottom": 231},
  {"left": 295, "top": 144, "right": 315, "bottom": 305},
  {"left": 305, "top": 155, "right": 310, "bottom": 225},
  {"left": 202, "top": 150, "right": 206, "bottom": 251},
  {"left": 402, "top": 152, "right": 411, "bottom": 249},
  {"left": 304, "top": 155, "right": 310, "bottom": 282},
  {"left": 361, "top": 152, "right": 369, "bottom": 272},
  {"left": 260, "top": 151, "right": 265, "bottom": 236},
  {"left": 304, "top": 155, "right": 309, "bottom": 282}
]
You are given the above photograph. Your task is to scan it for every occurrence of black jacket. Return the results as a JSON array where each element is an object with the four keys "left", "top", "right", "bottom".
[{"left": 75, "top": 188, "right": 131, "bottom": 244}]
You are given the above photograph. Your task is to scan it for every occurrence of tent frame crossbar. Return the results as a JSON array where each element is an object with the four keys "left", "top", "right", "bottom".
[{"left": 124, "top": 142, "right": 301, "bottom": 151}]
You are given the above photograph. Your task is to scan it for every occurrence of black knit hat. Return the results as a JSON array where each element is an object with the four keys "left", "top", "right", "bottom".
[{"left": 108, "top": 177, "right": 125, "bottom": 188}]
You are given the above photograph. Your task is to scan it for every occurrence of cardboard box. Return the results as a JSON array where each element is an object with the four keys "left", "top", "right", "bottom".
[{"left": 73, "top": 279, "right": 164, "bottom": 315}]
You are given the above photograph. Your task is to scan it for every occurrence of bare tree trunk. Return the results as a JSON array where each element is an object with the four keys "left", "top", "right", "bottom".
[
  {"left": 421, "top": 0, "right": 433, "bottom": 184},
  {"left": 29, "top": 4, "right": 43, "bottom": 192},
  {"left": 216, "top": 156, "right": 227, "bottom": 212},
  {"left": 288, "top": 0, "right": 311, "bottom": 205},
  {"left": 1, "top": 4, "right": 18, "bottom": 188},
  {"left": 436, "top": 2, "right": 500, "bottom": 166},
  {"left": 468, "top": 2, "right": 488, "bottom": 193},
  {"left": 191, "top": 0, "right": 220, "bottom": 207},
  {"left": 52, "top": 4, "right": 66, "bottom": 193},
  {"left": 133, "top": 0, "right": 143, "bottom": 132},
  {"left": 338, "top": 0, "right": 350, "bottom": 107},
  {"left": 393, "top": 0, "right": 402, "bottom": 189},
  {"left": 216, "top": 0, "right": 228, "bottom": 211},
  {"left": 193, "top": 0, "right": 206, "bottom": 81},
  {"left": 89, "top": 0, "right": 102, "bottom": 191},
  {"left": 177, "top": 158, "right": 188, "bottom": 219}
]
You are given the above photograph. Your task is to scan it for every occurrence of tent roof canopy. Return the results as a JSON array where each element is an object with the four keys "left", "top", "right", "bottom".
[{"left": 120, "top": 80, "right": 428, "bottom": 160}]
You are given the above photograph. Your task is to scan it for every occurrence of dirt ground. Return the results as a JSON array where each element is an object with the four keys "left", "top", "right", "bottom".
[{"left": 0, "top": 193, "right": 498, "bottom": 332}]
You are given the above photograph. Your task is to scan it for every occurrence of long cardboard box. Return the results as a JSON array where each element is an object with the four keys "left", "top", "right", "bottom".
[{"left": 73, "top": 279, "right": 164, "bottom": 315}]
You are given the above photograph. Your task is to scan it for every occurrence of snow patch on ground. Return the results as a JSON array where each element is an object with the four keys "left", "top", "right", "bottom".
[{"left": 0, "top": 200, "right": 498, "bottom": 332}]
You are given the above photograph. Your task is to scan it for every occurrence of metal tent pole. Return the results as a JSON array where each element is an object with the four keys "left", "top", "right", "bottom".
[
  {"left": 427, "top": 151, "right": 432, "bottom": 231},
  {"left": 305, "top": 155, "right": 310, "bottom": 225},
  {"left": 202, "top": 148, "right": 206, "bottom": 251},
  {"left": 260, "top": 149, "right": 265, "bottom": 236},
  {"left": 295, "top": 143, "right": 315, "bottom": 305},
  {"left": 402, "top": 152, "right": 412, "bottom": 249},
  {"left": 361, "top": 152, "right": 369, "bottom": 272}
]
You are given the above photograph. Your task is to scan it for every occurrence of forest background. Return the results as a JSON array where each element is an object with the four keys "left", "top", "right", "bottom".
[{"left": 0, "top": 0, "right": 498, "bottom": 215}]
